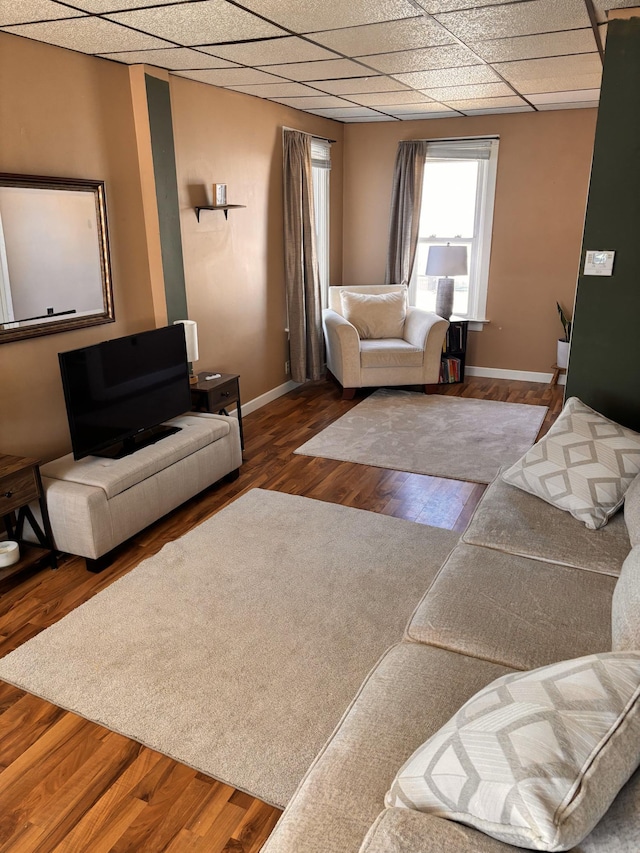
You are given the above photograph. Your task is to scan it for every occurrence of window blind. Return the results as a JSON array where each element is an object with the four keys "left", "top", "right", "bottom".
[{"left": 425, "top": 138, "right": 498, "bottom": 161}]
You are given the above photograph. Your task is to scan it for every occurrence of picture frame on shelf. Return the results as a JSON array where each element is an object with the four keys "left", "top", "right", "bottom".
[{"left": 213, "top": 183, "right": 227, "bottom": 206}]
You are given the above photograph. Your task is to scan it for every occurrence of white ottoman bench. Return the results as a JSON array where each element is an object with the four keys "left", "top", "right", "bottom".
[{"left": 40, "top": 412, "right": 242, "bottom": 570}]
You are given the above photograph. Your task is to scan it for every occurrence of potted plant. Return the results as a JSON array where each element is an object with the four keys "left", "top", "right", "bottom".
[{"left": 556, "top": 302, "right": 572, "bottom": 369}]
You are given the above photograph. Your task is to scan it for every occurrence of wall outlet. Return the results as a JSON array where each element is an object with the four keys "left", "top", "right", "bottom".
[{"left": 285, "top": 360, "right": 290, "bottom": 375}]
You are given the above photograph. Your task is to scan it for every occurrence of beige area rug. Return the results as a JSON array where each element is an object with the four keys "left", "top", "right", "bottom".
[
  {"left": 295, "top": 389, "right": 548, "bottom": 484},
  {"left": 0, "top": 488, "right": 459, "bottom": 808}
]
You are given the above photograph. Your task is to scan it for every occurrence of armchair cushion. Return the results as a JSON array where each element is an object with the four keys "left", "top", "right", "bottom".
[
  {"left": 360, "top": 340, "right": 424, "bottom": 369},
  {"left": 341, "top": 290, "right": 406, "bottom": 339}
]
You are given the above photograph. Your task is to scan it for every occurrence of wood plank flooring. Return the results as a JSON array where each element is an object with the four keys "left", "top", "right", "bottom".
[{"left": 0, "top": 377, "right": 564, "bottom": 852}]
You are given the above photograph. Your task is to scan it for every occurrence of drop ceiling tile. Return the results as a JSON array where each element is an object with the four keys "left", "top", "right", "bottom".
[
  {"left": 592, "top": 0, "right": 640, "bottom": 23},
  {"left": 65, "top": 0, "right": 181, "bottom": 9},
  {"left": 528, "top": 88, "right": 600, "bottom": 104},
  {"left": 314, "top": 76, "right": 410, "bottom": 94},
  {"left": 536, "top": 100, "right": 598, "bottom": 110},
  {"left": 420, "top": 81, "right": 514, "bottom": 100},
  {"left": 310, "top": 17, "right": 453, "bottom": 55},
  {"left": 362, "top": 43, "right": 482, "bottom": 74},
  {"left": 391, "top": 65, "right": 499, "bottom": 90},
  {"left": 434, "top": 0, "right": 591, "bottom": 42},
  {"left": 225, "top": 82, "right": 324, "bottom": 97},
  {"left": 415, "top": 0, "right": 520, "bottom": 9},
  {"left": 307, "top": 106, "right": 386, "bottom": 118},
  {"left": 463, "top": 106, "right": 534, "bottom": 115},
  {"left": 199, "top": 37, "right": 338, "bottom": 65},
  {"left": 256, "top": 58, "right": 369, "bottom": 81},
  {"left": 444, "top": 95, "right": 529, "bottom": 110},
  {"left": 495, "top": 53, "right": 602, "bottom": 94},
  {"left": 237, "top": 0, "right": 421, "bottom": 33},
  {"left": 106, "top": 1, "right": 286, "bottom": 46},
  {"left": 397, "top": 112, "right": 456, "bottom": 120},
  {"left": 3, "top": 16, "right": 171, "bottom": 52},
  {"left": 272, "top": 95, "right": 354, "bottom": 108},
  {"left": 347, "top": 90, "right": 436, "bottom": 106},
  {"left": 470, "top": 28, "right": 597, "bottom": 63},
  {"left": 385, "top": 102, "right": 454, "bottom": 114},
  {"left": 340, "top": 115, "right": 397, "bottom": 122},
  {"left": 0, "top": 1, "right": 84, "bottom": 25},
  {"left": 174, "top": 68, "right": 286, "bottom": 86},
  {"left": 99, "top": 47, "right": 238, "bottom": 69}
]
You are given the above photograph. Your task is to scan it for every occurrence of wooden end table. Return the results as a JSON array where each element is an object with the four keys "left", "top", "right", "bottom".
[
  {"left": 190, "top": 372, "right": 244, "bottom": 450},
  {"left": 0, "top": 453, "right": 56, "bottom": 581}
]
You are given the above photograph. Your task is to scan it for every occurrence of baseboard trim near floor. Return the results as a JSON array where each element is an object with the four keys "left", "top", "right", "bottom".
[
  {"left": 466, "top": 365, "right": 567, "bottom": 386},
  {"left": 230, "top": 379, "right": 302, "bottom": 419}
]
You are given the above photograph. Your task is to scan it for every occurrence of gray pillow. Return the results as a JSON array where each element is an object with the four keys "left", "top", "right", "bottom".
[
  {"left": 502, "top": 397, "right": 640, "bottom": 529},
  {"left": 613, "top": 547, "right": 640, "bottom": 651},
  {"left": 625, "top": 474, "right": 640, "bottom": 547},
  {"left": 386, "top": 652, "right": 640, "bottom": 851}
]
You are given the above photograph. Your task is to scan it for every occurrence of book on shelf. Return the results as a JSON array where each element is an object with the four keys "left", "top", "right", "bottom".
[{"left": 439, "top": 356, "right": 461, "bottom": 384}]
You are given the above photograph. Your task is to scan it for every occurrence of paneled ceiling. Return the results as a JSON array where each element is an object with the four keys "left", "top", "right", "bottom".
[{"left": 1, "top": 0, "right": 636, "bottom": 122}]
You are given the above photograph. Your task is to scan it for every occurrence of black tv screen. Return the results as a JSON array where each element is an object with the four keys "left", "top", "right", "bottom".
[{"left": 59, "top": 325, "right": 192, "bottom": 460}]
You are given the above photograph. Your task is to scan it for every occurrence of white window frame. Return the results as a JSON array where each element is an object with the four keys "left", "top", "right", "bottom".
[
  {"left": 0, "top": 210, "right": 14, "bottom": 325},
  {"left": 411, "top": 137, "right": 499, "bottom": 327},
  {"left": 311, "top": 137, "right": 331, "bottom": 308}
]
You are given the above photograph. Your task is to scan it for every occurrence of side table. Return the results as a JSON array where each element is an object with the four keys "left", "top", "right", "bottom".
[
  {"left": 190, "top": 372, "right": 244, "bottom": 450},
  {"left": 0, "top": 453, "right": 57, "bottom": 581}
]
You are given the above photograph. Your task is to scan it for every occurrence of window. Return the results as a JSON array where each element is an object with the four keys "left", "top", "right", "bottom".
[
  {"left": 410, "top": 138, "right": 499, "bottom": 322},
  {"left": 311, "top": 138, "right": 331, "bottom": 307}
]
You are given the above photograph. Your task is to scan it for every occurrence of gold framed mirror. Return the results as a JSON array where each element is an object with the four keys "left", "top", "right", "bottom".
[{"left": 0, "top": 173, "right": 114, "bottom": 344}]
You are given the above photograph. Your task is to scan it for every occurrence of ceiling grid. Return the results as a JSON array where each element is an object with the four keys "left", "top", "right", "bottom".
[{"left": 0, "top": 0, "right": 632, "bottom": 121}]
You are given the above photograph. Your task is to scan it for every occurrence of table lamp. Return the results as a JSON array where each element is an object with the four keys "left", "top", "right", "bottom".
[
  {"left": 425, "top": 244, "right": 468, "bottom": 320},
  {"left": 174, "top": 319, "right": 199, "bottom": 384}
]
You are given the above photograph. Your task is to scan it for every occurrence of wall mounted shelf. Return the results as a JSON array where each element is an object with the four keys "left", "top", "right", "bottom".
[{"left": 195, "top": 204, "right": 246, "bottom": 222}]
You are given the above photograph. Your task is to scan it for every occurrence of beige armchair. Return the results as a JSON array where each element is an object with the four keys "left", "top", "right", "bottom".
[{"left": 323, "top": 285, "right": 449, "bottom": 400}]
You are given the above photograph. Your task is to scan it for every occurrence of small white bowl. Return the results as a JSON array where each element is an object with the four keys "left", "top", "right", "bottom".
[{"left": 0, "top": 541, "right": 20, "bottom": 568}]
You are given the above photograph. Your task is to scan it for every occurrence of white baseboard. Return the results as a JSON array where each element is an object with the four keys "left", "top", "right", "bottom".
[
  {"left": 466, "top": 365, "right": 567, "bottom": 386},
  {"left": 227, "top": 379, "right": 301, "bottom": 419}
]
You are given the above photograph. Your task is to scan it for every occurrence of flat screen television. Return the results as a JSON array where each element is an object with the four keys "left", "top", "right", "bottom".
[{"left": 59, "top": 324, "right": 192, "bottom": 460}]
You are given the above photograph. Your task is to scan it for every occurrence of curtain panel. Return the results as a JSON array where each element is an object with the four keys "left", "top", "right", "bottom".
[
  {"left": 282, "top": 130, "right": 324, "bottom": 384},
  {"left": 384, "top": 140, "right": 428, "bottom": 288}
]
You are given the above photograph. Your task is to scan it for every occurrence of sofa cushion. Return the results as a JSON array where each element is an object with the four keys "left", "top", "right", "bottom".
[
  {"left": 341, "top": 290, "right": 407, "bottom": 339},
  {"left": 261, "top": 643, "right": 511, "bottom": 853},
  {"left": 624, "top": 473, "right": 640, "bottom": 547},
  {"left": 41, "top": 414, "right": 230, "bottom": 499},
  {"left": 407, "top": 543, "right": 615, "bottom": 670},
  {"left": 386, "top": 652, "right": 640, "bottom": 852},
  {"left": 502, "top": 397, "right": 640, "bottom": 529},
  {"left": 359, "top": 339, "right": 423, "bottom": 369},
  {"left": 612, "top": 547, "right": 640, "bottom": 652},
  {"left": 462, "top": 470, "right": 629, "bottom": 576}
]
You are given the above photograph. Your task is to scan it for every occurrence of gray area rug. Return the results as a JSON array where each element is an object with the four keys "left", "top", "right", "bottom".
[
  {"left": 0, "top": 488, "right": 459, "bottom": 808},
  {"left": 295, "top": 389, "right": 548, "bottom": 484}
]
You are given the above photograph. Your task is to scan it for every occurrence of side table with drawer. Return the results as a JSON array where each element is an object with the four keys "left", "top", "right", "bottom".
[
  {"left": 0, "top": 453, "right": 56, "bottom": 580},
  {"left": 190, "top": 372, "right": 244, "bottom": 450}
]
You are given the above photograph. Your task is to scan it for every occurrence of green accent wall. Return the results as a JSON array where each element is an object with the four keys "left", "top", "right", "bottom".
[
  {"left": 565, "top": 17, "right": 640, "bottom": 429},
  {"left": 145, "top": 74, "right": 188, "bottom": 324}
]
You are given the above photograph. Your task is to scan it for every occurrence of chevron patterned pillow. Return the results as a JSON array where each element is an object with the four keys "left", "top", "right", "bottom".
[
  {"left": 502, "top": 397, "right": 640, "bottom": 529},
  {"left": 386, "top": 652, "right": 640, "bottom": 852}
]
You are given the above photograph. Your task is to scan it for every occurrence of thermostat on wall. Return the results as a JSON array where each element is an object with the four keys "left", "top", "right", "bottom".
[{"left": 584, "top": 250, "right": 615, "bottom": 276}]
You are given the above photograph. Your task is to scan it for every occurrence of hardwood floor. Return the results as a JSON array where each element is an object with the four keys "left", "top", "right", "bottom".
[{"left": 0, "top": 377, "right": 564, "bottom": 852}]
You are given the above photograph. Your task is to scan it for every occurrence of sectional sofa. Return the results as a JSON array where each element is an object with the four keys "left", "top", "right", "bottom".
[{"left": 262, "top": 459, "right": 640, "bottom": 851}]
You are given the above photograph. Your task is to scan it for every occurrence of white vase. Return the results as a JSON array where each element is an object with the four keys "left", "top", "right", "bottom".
[{"left": 557, "top": 339, "right": 570, "bottom": 369}]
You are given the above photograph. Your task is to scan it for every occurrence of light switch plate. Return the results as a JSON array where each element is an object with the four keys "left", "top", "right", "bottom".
[{"left": 584, "top": 249, "right": 615, "bottom": 276}]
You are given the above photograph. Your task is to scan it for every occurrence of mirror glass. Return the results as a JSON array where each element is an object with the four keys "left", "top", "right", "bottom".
[{"left": 0, "top": 174, "right": 114, "bottom": 344}]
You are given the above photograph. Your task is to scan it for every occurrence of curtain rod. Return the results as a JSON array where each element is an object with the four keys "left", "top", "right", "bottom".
[{"left": 282, "top": 126, "right": 336, "bottom": 144}]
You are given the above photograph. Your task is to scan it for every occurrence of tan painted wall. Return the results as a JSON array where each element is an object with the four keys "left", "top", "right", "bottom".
[
  {"left": 342, "top": 109, "right": 597, "bottom": 374},
  {"left": 169, "top": 76, "right": 343, "bottom": 404},
  {"left": 0, "top": 33, "right": 157, "bottom": 460}
]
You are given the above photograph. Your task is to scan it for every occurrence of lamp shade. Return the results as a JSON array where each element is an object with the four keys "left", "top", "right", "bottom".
[
  {"left": 426, "top": 245, "right": 468, "bottom": 277},
  {"left": 173, "top": 319, "right": 199, "bottom": 363}
]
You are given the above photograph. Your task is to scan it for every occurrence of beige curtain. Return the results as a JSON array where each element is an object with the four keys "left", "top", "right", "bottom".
[
  {"left": 283, "top": 130, "right": 323, "bottom": 383},
  {"left": 384, "top": 140, "right": 428, "bottom": 287}
]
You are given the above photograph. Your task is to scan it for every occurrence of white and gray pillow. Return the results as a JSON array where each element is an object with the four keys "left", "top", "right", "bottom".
[
  {"left": 340, "top": 290, "right": 406, "bottom": 340},
  {"left": 386, "top": 652, "right": 640, "bottom": 852},
  {"left": 612, "top": 547, "right": 640, "bottom": 652},
  {"left": 502, "top": 397, "right": 640, "bottom": 529}
]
